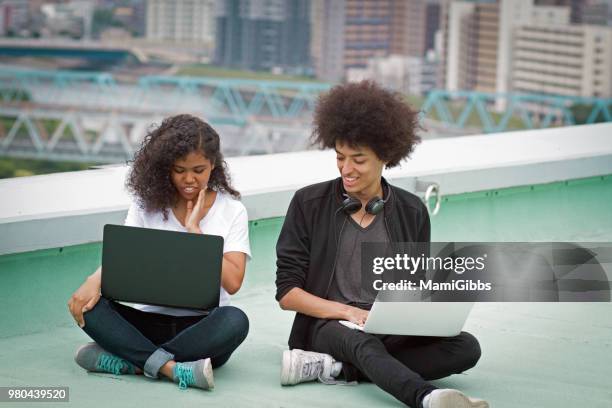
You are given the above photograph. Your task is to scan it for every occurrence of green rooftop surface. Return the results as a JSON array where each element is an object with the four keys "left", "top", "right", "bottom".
[
  {"left": 1, "top": 175, "right": 612, "bottom": 407},
  {"left": 3, "top": 299, "right": 612, "bottom": 407}
]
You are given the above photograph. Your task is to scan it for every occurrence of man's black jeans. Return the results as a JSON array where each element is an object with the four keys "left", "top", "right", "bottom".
[
  {"left": 82, "top": 297, "right": 249, "bottom": 378},
  {"left": 312, "top": 320, "right": 481, "bottom": 408}
]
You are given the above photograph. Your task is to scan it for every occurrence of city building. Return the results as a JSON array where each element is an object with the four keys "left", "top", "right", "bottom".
[
  {"left": 425, "top": 0, "right": 441, "bottom": 54},
  {"left": 512, "top": 23, "right": 612, "bottom": 97},
  {"left": 146, "top": 0, "right": 216, "bottom": 46},
  {"left": 215, "top": 0, "right": 310, "bottom": 73},
  {"left": 311, "top": 0, "right": 345, "bottom": 82},
  {"left": 439, "top": 0, "right": 611, "bottom": 117},
  {"left": 0, "top": 0, "right": 29, "bottom": 36},
  {"left": 113, "top": 2, "right": 146, "bottom": 37},
  {"left": 40, "top": 0, "right": 95, "bottom": 39},
  {"left": 442, "top": 0, "right": 580, "bottom": 93},
  {"left": 390, "top": 0, "right": 440, "bottom": 58},
  {"left": 582, "top": 0, "right": 612, "bottom": 26},
  {"left": 312, "top": 0, "right": 440, "bottom": 82},
  {"left": 532, "top": 0, "right": 610, "bottom": 24},
  {"left": 464, "top": 1, "right": 499, "bottom": 93},
  {"left": 347, "top": 54, "right": 438, "bottom": 96},
  {"left": 342, "top": 0, "right": 393, "bottom": 70},
  {"left": 390, "top": 0, "right": 426, "bottom": 58}
]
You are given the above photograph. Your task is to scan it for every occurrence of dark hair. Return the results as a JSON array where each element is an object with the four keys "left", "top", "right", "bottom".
[
  {"left": 126, "top": 114, "right": 239, "bottom": 220},
  {"left": 312, "top": 80, "right": 421, "bottom": 168}
]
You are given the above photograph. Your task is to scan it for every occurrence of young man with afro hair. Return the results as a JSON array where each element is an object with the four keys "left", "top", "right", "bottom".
[{"left": 275, "top": 81, "right": 487, "bottom": 408}]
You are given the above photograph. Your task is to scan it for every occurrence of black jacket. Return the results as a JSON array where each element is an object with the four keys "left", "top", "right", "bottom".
[{"left": 275, "top": 177, "right": 431, "bottom": 350}]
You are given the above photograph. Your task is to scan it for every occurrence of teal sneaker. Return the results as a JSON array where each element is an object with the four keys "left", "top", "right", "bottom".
[
  {"left": 172, "top": 358, "right": 214, "bottom": 390},
  {"left": 74, "top": 342, "right": 136, "bottom": 375}
]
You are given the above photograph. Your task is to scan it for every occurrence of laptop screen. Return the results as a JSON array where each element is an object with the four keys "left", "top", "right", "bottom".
[{"left": 101, "top": 224, "right": 224, "bottom": 311}]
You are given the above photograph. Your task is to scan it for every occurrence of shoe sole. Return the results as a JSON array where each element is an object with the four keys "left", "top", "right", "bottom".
[
  {"left": 202, "top": 358, "right": 215, "bottom": 390},
  {"left": 280, "top": 350, "right": 293, "bottom": 386},
  {"left": 74, "top": 342, "right": 100, "bottom": 372},
  {"left": 431, "top": 389, "right": 489, "bottom": 408}
]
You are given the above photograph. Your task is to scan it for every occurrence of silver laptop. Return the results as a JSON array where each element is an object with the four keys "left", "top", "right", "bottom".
[{"left": 340, "top": 302, "right": 474, "bottom": 337}]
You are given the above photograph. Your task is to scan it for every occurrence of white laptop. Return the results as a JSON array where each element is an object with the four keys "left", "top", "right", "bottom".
[{"left": 339, "top": 302, "right": 474, "bottom": 337}]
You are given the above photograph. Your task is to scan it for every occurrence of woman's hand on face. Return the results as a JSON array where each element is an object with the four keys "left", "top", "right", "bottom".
[
  {"left": 344, "top": 306, "right": 369, "bottom": 327},
  {"left": 185, "top": 189, "right": 207, "bottom": 233},
  {"left": 67, "top": 276, "right": 101, "bottom": 328}
]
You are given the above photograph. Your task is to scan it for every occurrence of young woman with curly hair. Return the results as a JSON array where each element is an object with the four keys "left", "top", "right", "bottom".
[
  {"left": 275, "top": 81, "right": 487, "bottom": 408},
  {"left": 68, "top": 114, "right": 250, "bottom": 391}
]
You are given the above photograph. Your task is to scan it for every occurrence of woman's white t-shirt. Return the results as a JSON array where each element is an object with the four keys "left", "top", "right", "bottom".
[{"left": 122, "top": 191, "right": 251, "bottom": 316}]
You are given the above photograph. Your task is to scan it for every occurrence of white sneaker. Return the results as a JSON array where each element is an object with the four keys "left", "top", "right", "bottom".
[
  {"left": 426, "top": 389, "right": 489, "bottom": 408},
  {"left": 280, "top": 349, "right": 342, "bottom": 385}
]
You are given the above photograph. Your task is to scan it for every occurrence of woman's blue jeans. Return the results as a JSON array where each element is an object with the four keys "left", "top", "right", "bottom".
[{"left": 82, "top": 296, "right": 249, "bottom": 378}]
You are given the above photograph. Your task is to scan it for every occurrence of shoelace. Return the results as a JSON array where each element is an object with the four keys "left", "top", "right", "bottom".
[
  {"left": 303, "top": 356, "right": 358, "bottom": 386},
  {"left": 300, "top": 358, "right": 356, "bottom": 385},
  {"left": 301, "top": 360, "right": 323, "bottom": 380},
  {"left": 174, "top": 364, "right": 196, "bottom": 390},
  {"left": 97, "top": 354, "right": 129, "bottom": 375},
  {"left": 317, "top": 373, "right": 358, "bottom": 386}
]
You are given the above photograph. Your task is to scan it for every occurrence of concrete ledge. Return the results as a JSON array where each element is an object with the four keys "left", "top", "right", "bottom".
[{"left": 1, "top": 123, "right": 612, "bottom": 255}]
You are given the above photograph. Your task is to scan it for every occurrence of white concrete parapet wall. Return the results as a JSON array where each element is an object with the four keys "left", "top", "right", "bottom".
[{"left": 1, "top": 123, "right": 612, "bottom": 255}]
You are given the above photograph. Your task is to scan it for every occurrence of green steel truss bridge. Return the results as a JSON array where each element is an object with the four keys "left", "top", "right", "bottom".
[
  {"left": 1, "top": 67, "right": 610, "bottom": 162},
  {"left": 421, "top": 89, "right": 611, "bottom": 133}
]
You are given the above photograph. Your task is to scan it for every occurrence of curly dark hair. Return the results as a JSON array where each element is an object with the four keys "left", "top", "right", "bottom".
[
  {"left": 126, "top": 114, "right": 239, "bottom": 220},
  {"left": 312, "top": 80, "right": 421, "bottom": 168}
]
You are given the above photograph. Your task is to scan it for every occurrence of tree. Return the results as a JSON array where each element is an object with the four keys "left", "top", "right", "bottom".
[{"left": 570, "top": 103, "right": 608, "bottom": 125}]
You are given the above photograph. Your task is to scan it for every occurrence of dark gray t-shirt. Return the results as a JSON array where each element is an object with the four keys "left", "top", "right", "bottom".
[{"left": 327, "top": 213, "right": 390, "bottom": 307}]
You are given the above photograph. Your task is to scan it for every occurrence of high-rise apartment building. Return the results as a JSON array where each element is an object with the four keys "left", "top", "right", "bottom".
[
  {"left": 513, "top": 23, "right": 612, "bottom": 97},
  {"left": 313, "top": 0, "right": 394, "bottom": 81},
  {"left": 444, "top": 0, "right": 479, "bottom": 91},
  {"left": 443, "top": 0, "right": 542, "bottom": 93},
  {"left": 390, "top": 0, "right": 441, "bottom": 57},
  {"left": 437, "top": 0, "right": 451, "bottom": 89},
  {"left": 425, "top": 1, "right": 441, "bottom": 53},
  {"left": 533, "top": 1, "right": 612, "bottom": 26},
  {"left": 311, "top": 0, "right": 345, "bottom": 82},
  {"left": 343, "top": 0, "right": 393, "bottom": 70},
  {"left": 440, "top": 0, "right": 611, "bottom": 109},
  {"left": 146, "top": 0, "right": 215, "bottom": 45},
  {"left": 215, "top": 0, "right": 310, "bottom": 72},
  {"left": 464, "top": 1, "right": 499, "bottom": 93},
  {"left": 582, "top": 0, "right": 612, "bottom": 26},
  {"left": 390, "top": 0, "right": 427, "bottom": 58},
  {"left": 312, "top": 0, "right": 438, "bottom": 81},
  {"left": 0, "top": 0, "right": 29, "bottom": 36}
]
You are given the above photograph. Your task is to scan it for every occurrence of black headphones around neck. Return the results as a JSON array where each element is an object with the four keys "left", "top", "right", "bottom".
[{"left": 339, "top": 182, "right": 389, "bottom": 215}]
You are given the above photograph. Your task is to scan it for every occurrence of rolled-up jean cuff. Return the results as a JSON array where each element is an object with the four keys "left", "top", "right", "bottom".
[{"left": 144, "top": 348, "right": 174, "bottom": 378}]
